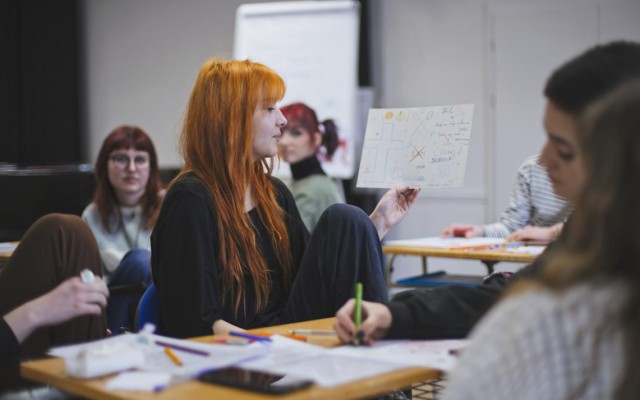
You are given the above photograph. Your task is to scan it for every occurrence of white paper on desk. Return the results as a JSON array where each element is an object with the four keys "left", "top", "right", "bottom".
[
  {"left": 384, "top": 236, "right": 504, "bottom": 249},
  {"left": 0, "top": 242, "right": 17, "bottom": 253},
  {"left": 239, "top": 336, "right": 410, "bottom": 388},
  {"left": 356, "top": 104, "right": 474, "bottom": 189},
  {"left": 106, "top": 372, "right": 172, "bottom": 391},
  {"left": 49, "top": 333, "right": 269, "bottom": 378},
  {"left": 504, "top": 245, "right": 546, "bottom": 256},
  {"left": 329, "top": 339, "right": 468, "bottom": 372}
]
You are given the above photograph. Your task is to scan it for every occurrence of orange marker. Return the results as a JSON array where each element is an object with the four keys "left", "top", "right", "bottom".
[{"left": 164, "top": 346, "right": 183, "bottom": 366}]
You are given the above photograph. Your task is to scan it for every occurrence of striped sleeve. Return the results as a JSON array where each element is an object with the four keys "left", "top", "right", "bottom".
[{"left": 483, "top": 155, "right": 572, "bottom": 238}]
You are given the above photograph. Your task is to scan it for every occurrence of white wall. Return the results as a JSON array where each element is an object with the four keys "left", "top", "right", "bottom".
[
  {"left": 84, "top": 0, "right": 640, "bottom": 280},
  {"left": 84, "top": 0, "right": 279, "bottom": 167}
]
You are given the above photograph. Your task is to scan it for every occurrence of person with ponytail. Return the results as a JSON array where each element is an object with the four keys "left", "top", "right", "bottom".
[
  {"left": 151, "top": 59, "right": 419, "bottom": 338},
  {"left": 279, "top": 102, "right": 343, "bottom": 231}
]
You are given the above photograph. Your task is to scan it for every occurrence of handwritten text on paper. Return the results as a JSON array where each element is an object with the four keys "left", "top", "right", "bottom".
[{"left": 357, "top": 104, "right": 474, "bottom": 188}]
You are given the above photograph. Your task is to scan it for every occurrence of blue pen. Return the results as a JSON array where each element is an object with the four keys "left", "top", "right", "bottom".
[
  {"left": 488, "top": 241, "right": 524, "bottom": 250},
  {"left": 229, "top": 330, "right": 273, "bottom": 342}
]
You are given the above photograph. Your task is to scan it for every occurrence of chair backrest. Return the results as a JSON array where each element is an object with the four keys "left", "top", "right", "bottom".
[{"left": 135, "top": 282, "right": 160, "bottom": 332}]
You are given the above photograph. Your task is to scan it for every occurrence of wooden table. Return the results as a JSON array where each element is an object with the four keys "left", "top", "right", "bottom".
[
  {"left": 382, "top": 243, "right": 539, "bottom": 288},
  {"left": 22, "top": 318, "right": 440, "bottom": 400}
]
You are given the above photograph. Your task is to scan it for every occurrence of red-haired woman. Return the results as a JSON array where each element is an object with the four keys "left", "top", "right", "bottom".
[
  {"left": 82, "top": 126, "right": 163, "bottom": 333},
  {"left": 279, "top": 102, "right": 343, "bottom": 231},
  {"left": 152, "top": 59, "right": 419, "bottom": 338}
]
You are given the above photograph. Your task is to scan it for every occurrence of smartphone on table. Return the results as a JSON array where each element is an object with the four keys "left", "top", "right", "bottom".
[{"left": 199, "top": 367, "right": 314, "bottom": 394}]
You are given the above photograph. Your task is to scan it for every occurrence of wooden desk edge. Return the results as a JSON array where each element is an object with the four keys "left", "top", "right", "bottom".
[{"left": 382, "top": 244, "right": 537, "bottom": 263}]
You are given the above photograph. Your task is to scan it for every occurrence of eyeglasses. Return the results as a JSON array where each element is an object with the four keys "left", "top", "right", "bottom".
[{"left": 109, "top": 154, "right": 150, "bottom": 171}]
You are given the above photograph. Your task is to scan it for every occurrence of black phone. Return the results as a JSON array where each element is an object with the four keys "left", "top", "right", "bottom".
[{"left": 199, "top": 367, "right": 314, "bottom": 394}]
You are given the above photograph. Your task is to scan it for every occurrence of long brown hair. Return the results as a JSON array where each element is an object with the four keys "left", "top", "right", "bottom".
[
  {"left": 177, "top": 59, "right": 293, "bottom": 314},
  {"left": 542, "top": 82, "right": 640, "bottom": 399},
  {"left": 93, "top": 125, "right": 163, "bottom": 232}
]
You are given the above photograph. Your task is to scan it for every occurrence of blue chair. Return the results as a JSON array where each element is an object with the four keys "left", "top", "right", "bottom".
[{"left": 135, "top": 282, "right": 160, "bottom": 332}]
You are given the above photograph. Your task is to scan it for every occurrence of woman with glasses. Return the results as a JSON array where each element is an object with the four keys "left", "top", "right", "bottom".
[{"left": 82, "top": 125, "right": 163, "bottom": 334}]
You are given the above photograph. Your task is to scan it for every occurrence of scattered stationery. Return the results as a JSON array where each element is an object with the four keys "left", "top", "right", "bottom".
[
  {"left": 47, "top": 327, "right": 469, "bottom": 391},
  {"left": 163, "top": 346, "right": 183, "bottom": 366},
  {"left": 229, "top": 331, "right": 273, "bottom": 343}
]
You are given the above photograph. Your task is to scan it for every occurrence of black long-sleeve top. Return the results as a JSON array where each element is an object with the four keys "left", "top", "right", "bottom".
[
  {"left": 151, "top": 173, "right": 309, "bottom": 338},
  {"left": 385, "top": 245, "right": 549, "bottom": 339},
  {"left": 0, "top": 318, "right": 20, "bottom": 361}
]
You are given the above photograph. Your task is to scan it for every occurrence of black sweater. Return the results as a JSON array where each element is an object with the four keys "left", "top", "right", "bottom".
[{"left": 151, "top": 173, "right": 309, "bottom": 338}]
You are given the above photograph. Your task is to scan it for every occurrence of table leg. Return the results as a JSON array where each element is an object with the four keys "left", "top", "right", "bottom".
[
  {"left": 481, "top": 260, "right": 497, "bottom": 274},
  {"left": 385, "top": 254, "right": 398, "bottom": 289},
  {"left": 421, "top": 256, "right": 428, "bottom": 275}
]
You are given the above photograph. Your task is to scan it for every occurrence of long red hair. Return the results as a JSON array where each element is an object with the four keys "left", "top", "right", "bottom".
[
  {"left": 177, "top": 59, "right": 293, "bottom": 314},
  {"left": 93, "top": 125, "right": 163, "bottom": 232}
]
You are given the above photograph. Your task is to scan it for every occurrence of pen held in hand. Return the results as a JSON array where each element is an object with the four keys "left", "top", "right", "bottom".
[{"left": 351, "top": 282, "right": 364, "bottom": 346}]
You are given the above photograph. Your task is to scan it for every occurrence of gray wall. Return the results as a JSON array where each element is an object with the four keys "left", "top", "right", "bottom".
[{"left": 84, "top": 0, "right": 640, "bottom": 280}]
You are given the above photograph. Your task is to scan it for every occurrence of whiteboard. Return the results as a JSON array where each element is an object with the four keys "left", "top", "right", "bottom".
[{"left": 234, "top": 1, "right": 360, "bottom": 178}]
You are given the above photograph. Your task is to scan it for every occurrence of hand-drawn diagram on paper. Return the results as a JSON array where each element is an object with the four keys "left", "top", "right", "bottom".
[{"left": 356, "top": 104, "right": 474, "bottom": 189}]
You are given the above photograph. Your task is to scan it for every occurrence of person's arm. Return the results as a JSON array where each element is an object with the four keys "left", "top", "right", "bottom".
[
  {"left": 334, "top": 258, "right": 544, "bottom": 343},
  {"left": 3, "top": 277, "right": 108, "bottom": 345},
  {"left": 483, "top": 159, "right": 535, "bottom": 238},
  {"left": 335, "top": 282, "right": 507, "bottom": 343},
  {"left": 369, "top": 186, "right": 420, "bottom": 240},
  {"left": 0, "top": 317, "right": 20, "bottom": 360},
  {"left": 152, "top": 178, "right": 223, "bottom": 338},
  {"left": 506, "top": 222, "right": 563, "bottom": 242}
]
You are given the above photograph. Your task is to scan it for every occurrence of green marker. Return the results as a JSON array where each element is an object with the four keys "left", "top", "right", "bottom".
[{"left": 352, "top": 282, "right": 363, "bottom": 345}]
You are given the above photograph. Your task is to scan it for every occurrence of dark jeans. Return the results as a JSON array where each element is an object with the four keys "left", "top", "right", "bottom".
[
  {"left": 281, "top": 204, "right": 388, "bottom": 323},
  {"left": 107, "top": 248, "right": 152, "bottom": 334}
]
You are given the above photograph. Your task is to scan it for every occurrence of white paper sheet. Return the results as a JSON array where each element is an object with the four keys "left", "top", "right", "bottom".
[
  {"left": 329, "top": 339, "right": 468, "bottom": 372},
  {"left": 106, "top": 372, "right": 172, "bottom": 391},
  {"left": 357, "top": 104, "right": 474, "bottom": 189},
  {"left": 49, "top": 333, "right": 269, "bottom": 378},
  {"left": 0, "top": 242, "right": 17, "bottom": 253},
  {"left": 239, "top": 336, "right": 410, "bottom": 388},
  {"left": 384, "top": 236, "right": 505, "bottom": 249}
]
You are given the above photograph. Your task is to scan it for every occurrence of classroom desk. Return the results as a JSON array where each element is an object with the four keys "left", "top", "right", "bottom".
[
  {"left": 382, "top": 244, "right": 539, "bottom": 288},
  {"left": 21, "top": 317, "right": 440, "bottom": 400}
]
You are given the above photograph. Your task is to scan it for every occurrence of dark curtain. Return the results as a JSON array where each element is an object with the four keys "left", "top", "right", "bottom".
[{"left": 0, "top": 0, "right": 83, "bottom": 165}]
